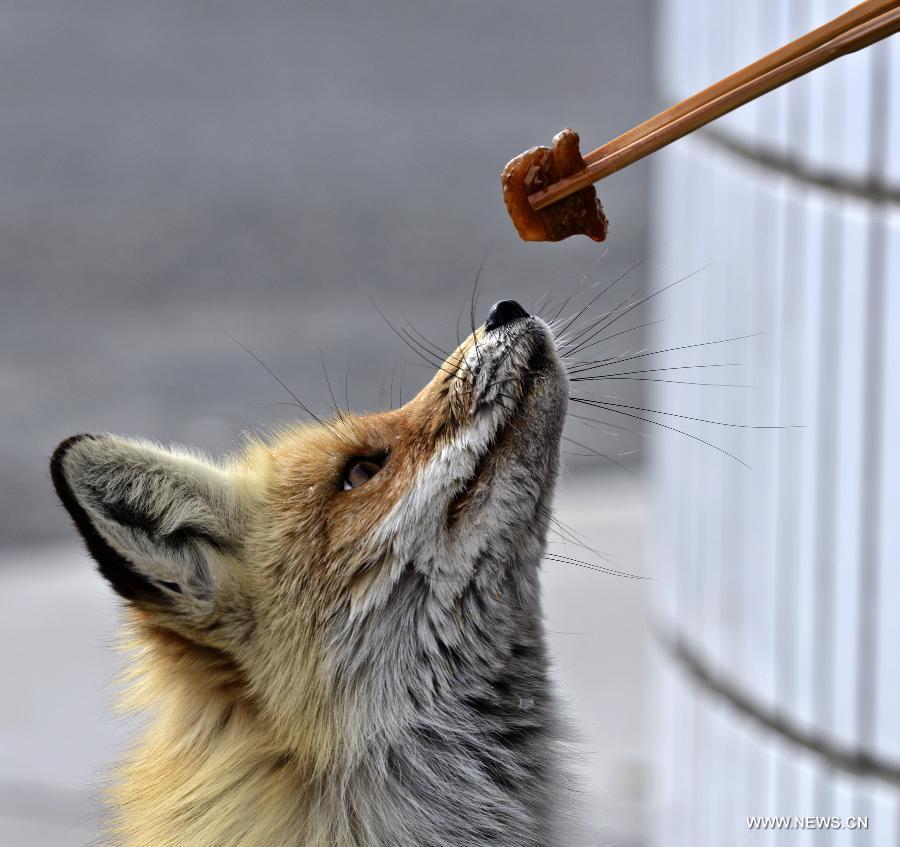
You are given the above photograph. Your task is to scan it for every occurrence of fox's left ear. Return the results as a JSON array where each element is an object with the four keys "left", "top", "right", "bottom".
[{"left": 51, "top": 434, "right": 246, "bottom": 616}]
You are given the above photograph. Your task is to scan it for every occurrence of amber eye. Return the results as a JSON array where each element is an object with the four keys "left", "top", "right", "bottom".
[{"left": 342, "top": 457, "right": 385, "bottom": 491}]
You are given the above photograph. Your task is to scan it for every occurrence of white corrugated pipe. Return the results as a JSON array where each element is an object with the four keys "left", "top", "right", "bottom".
[{"left": 650, "top": 1, "right": 900, "bottom": 843}]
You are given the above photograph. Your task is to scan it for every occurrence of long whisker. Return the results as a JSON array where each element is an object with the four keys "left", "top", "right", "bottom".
[
  {"left": 561, "top": 434, "right": 637, "bottom": 477},
  {"left": 543, "top": 552, "right": 649, "bottom": 580},
  {"left": 569, "top": 397, "right": 750, "bottom": 467},
  {"left": 398, "top": 309, "right": 453, "bottom": 358},
  {"left": 389, "top": 360, "right": 398, "bottom": 410},
  {"left": 577, "top": 377, "right": 753, "bottom": 388},
  {"left": 470, "top": 244, "right": 493, "bottom": 367},
  {"left": 555, "top": 251, "right": 656, "bottom": 338},
  {"left": 398, "top": 360, "right": 407, "bottom": 406},
  {"left": 567, "top": 261, "right": 716, "bottom": 357},
  {"left": 567, "top": 332, "right": 763, "bottom": 374},
  {"left": 570, "top": 396, "right": 787, "bottom": 430},
  {"left": 565, "top": 410, "right": 658, "bottom": 439},
  {"left": 344, "top": 355, "right": 354, "bottom": 418},
  {"left": 571, "top": 363, "right": 740, "bottom": 378},
  {"left": 320, "top": 350, "right": 353, "bottom": 431},
  {"left": 534, "top": 505, "right": 624, "bottom": 567},
  {"left": 222, "top": 331, "right": 349, "bottom": 444},
  {"left": 535, "top": 503, "right": 612, "bottom": 555},
  {"left": 547, "top": 250, "right": 608, "bottom": 323},
  {"left": 370, "top": 297, "right": 464, "bottom": 381},
  {"left": 398, "top": 327, "right": 454, "bottom": 367},
  {"left": 560, "top": 319, "right": 665, "bottom": 359}
]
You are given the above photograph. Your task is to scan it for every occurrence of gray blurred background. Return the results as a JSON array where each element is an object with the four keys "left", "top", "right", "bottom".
[
  {"left": 2, "top": 0, "right": 655, "bottom": 546},
  {"left": 1, "top": 2, "right": 655, "bottom": 845}
]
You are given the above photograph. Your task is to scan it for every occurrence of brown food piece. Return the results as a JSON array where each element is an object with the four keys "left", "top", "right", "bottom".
[{"left": 501, "top": 128, "right": 608, "bottom": 243}]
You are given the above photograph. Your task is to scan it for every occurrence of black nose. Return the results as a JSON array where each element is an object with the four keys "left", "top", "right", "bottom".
[{"left": 485, "top": 299, "right": 528, "bottom": 332}]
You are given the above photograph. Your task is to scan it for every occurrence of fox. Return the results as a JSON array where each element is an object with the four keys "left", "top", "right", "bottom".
[{"left": 50, "top": 298, "right": 582, "bottom": 847}]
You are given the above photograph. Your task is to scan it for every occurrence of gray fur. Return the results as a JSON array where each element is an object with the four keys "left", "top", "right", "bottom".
[{"left": 320, "top": 318, "right": 579, "bottom": 846}]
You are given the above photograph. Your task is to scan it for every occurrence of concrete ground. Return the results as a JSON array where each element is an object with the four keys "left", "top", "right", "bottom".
[{"left": 0, "top": 471, "right": 650, "bottom": 847}]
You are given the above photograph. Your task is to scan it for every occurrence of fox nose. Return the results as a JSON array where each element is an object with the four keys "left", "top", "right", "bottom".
[{"left": 485, "top": 299, "right": 529, "bottom": 332}]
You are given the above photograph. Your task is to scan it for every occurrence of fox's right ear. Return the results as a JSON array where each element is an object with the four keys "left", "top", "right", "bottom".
[{"left": 50, "top": 434, "right": 246, "bottom": 618}]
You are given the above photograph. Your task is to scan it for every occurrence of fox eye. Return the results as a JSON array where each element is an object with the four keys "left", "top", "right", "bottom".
[{"left": 342, "top": 457, "right": 385, "bottom": 491}]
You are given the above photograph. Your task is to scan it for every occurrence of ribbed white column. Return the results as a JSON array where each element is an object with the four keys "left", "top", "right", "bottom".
[{"left": 651, "top": 2, "right": 900, "bottom": 843}]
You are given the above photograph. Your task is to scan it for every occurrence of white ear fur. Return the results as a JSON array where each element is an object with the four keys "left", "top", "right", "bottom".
[{"left": 51, "top": 434, "right": 243, "bottom": 608}]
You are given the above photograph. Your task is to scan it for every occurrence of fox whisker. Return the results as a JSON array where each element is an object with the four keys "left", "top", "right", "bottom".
[
  {"left": 567, "top": 332, "right": 763, "bottom": 375},
  {"left": 224, "top": 331, "right": 350, "bottom": 445}
]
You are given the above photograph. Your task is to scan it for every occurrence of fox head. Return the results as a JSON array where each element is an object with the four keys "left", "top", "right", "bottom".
[{"left": 51, "top": 300, "right": 570, "bottom": 843}]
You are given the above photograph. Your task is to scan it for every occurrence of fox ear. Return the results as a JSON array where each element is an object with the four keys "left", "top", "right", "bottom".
[{"left": 50, "top": 434, "right": 244, "bottom": 612}]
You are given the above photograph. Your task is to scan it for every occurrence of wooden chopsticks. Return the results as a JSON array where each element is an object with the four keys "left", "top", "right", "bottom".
[{"left": 528, "top": 0, "right": 900, "bottom": 213}]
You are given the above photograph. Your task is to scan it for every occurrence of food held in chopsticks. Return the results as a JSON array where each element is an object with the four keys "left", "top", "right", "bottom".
[
  {"left": 501, "top": 128, "right": 608, "bottom": 243},
  {"left": 504, "top": 0, "right": 900, "bottom": 243}
]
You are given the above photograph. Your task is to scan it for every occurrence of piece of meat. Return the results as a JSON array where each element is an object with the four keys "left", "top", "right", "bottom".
[{"left": 501, "top": 128, "right": 608, "bottom": 243}]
